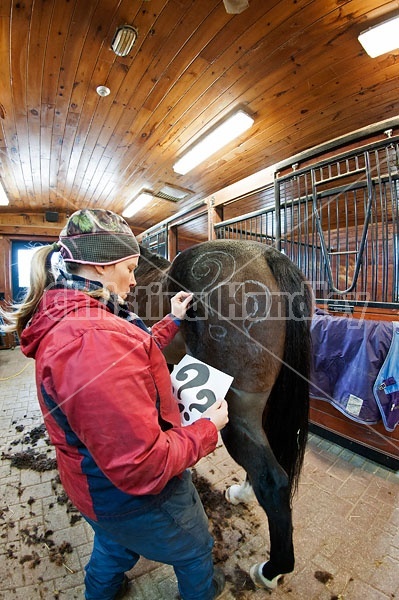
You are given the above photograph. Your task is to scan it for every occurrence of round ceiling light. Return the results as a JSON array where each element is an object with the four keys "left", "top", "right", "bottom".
[{"left": 96, "top": 85, "right": 111, "bottom": 97}]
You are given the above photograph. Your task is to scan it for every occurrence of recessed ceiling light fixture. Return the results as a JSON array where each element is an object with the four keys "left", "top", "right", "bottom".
[
  {"left": 122, "top": 191, "right": 153, "bottom": 218},
  {"left": 96, "top": 85, "right": 111, "bottom": 97},
  {"left": 358, "top": 15, "right": 399, "bottom": 57},
  {"left": 0, "top": 181, "right": 9, "bottom": 206},
  {"left": 173, "top": 110, "right": 254, "bottom": 175},
  {"left": 111, "top": 25, "right": 138, "bottom": 57}
]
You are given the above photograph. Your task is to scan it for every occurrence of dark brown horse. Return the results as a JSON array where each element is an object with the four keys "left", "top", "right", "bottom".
[{"left": 128, "top": 239, "right": 313, "bottom": 588}]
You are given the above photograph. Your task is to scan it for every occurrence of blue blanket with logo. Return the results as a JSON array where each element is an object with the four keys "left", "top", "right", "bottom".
[{"left": 310, "top": 309, "right": 399, "bottom": 432}]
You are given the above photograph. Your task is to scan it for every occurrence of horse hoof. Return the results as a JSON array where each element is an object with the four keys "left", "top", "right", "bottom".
[
  {"left": 249, "top": 562, "right": 282, "bottom": 591},
  {"left": 225, "top": 484, "right": 244, "bottom": 505}
]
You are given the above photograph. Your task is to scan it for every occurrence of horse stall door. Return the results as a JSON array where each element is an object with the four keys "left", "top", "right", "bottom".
[{"left": 275, "top": 140, "right": 399, "bottom": 468}]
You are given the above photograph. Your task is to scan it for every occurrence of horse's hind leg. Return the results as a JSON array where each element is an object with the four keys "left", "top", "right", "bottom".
[{"left": 221, "top": 389, "right": 294, "bottom": 587}]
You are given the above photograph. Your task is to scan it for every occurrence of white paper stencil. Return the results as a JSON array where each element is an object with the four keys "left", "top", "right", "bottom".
[{"left": 171, "top": 354, "right": 234, "bottom": 425}]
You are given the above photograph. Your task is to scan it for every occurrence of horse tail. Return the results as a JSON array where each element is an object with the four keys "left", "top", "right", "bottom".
[{"left": 263, "top": 248, "right": 313, "bottom": 500}]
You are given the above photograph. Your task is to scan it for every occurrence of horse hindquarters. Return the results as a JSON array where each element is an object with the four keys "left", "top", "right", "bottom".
[{"left": 164, "top": 240, "right": 312, "bottom": 582}]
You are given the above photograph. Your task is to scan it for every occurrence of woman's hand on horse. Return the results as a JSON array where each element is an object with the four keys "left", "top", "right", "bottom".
[
  {"left": 170, "top": 291, "right": 193, "bottom": 320},
  {"left": 202, "top": 398, "right": 229, "bottom": 431}
]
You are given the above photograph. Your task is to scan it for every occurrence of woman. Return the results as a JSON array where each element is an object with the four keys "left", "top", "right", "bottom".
[{"left": 1, "top": 209, "right": 228, "bottom": 600}]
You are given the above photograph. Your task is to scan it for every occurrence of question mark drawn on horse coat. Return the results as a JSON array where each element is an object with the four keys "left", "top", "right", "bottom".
[
  {"left": 175, "top": 363, "right": 216, "bottom": 422},
  {"left": 190, "top": 250, "right": 236, "bottom": 292},
  {"left": 189, "top": 251, "right": 272, "bottom": 341},
  {"left": 234, "top": 279, "right": 272, "bottom": 333}
]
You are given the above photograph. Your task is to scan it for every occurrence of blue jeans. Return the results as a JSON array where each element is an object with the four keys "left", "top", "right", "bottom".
[{"left": 83, "top": 470, "right": 215, "bottom": 600}]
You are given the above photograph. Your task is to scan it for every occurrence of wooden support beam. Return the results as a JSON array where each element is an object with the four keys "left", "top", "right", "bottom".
[
  {"left": 0, "top": 212, "right": 67, "bottom": 236},
  {"left": 168, "top": 226, "right": 177, "bottom": 261}
]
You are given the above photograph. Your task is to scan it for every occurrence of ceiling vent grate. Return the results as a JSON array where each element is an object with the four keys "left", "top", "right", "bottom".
[
  {"left": 155, "top": 191, "right": 182, "bottom": 202},
  {"left": 156, "top": 185, "right": 192, "bottom": 202}
]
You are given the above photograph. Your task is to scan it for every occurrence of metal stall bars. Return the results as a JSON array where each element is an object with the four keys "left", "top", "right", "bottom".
[
  {"left": 276, "top": 138, "right": 399, "bottom": 311},
  {"left": 140, "top": 224, "right": 168, "bottom": 258},
  {"left": 214, "top": 184, "right": 276, "bottom": 243},
  {"left": 215, "top": 136, "right": 399, "bottom": 311},
  {"left": 214, "top": 205, "right": 277, "bottom": 244}
]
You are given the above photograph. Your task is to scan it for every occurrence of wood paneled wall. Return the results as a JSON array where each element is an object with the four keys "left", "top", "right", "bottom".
[
  {"left": 0, "top": 236, "right": 11, "bottom": 299},
  {"left": 0, "top": 235, "right": 14, "bottom": 348},
  {"left": 0, "top": 213, "right": 67, "bottom": 237}
]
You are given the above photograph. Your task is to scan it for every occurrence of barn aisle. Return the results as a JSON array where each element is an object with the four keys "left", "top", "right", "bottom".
[{"left": 1, "top": 347, "right": 398, "bottom": 600}]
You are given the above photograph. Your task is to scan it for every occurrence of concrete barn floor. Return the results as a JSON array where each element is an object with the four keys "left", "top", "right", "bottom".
[{"left": 1, "top": 347, "right": 398, "bottom": 600}]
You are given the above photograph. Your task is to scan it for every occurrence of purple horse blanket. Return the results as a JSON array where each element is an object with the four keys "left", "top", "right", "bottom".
[{"left": 310, "top": 309, "right": 399, "bottom": 432}]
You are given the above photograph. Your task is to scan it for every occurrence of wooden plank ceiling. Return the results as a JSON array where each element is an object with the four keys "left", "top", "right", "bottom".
[{"left": 0, "top": 0, "right": 399, "bottom": 233}]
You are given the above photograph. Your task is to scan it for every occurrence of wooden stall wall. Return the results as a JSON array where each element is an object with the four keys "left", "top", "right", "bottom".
[
  {"left": 140, "top": 206, "right": 209, "bottom": 258},
  {"left": 222, "top": 185, "right": 275, "bottom": 221},
  {"left": 174, "top": 212, "right": 209, "bottom": 253}
]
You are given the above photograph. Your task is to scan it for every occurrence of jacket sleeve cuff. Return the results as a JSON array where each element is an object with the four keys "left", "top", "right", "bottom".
[
  {"left": 168, "top": 313, "right": 181, "bottom": 327},
  {"left": 189, "top": 418, "right": 218, "bottom": 453}
]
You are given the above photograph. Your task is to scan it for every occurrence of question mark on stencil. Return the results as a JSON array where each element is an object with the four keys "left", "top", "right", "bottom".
[{"left": 175, "top": 363, "right": 216, "bottom": 422}]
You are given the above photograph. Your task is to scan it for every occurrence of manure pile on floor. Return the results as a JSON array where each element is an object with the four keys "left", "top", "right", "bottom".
[
  {"left": 2, "top": 422, "right": 56, "bottom": 471},
  {"left": 191, "top": 468, "right": 260, "bottom": 599}
]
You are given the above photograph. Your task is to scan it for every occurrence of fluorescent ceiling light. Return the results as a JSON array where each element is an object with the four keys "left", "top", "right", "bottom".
[
  {"left": 358, "top": 15, "right": 399, "bottom": 58},
  {"left": 173, "top": 110, "right": 254, "bottom": 175},
  {"left": 122, "top": 192, "right": 153, "bottom": 218},
  {"left": 0, "top": 181, "right": 9, "bottom": 206}
]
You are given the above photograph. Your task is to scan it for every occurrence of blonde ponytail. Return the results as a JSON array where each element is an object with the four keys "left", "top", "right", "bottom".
[{"left": 0, "top": 244, "right": 57, "bottom": 337}]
